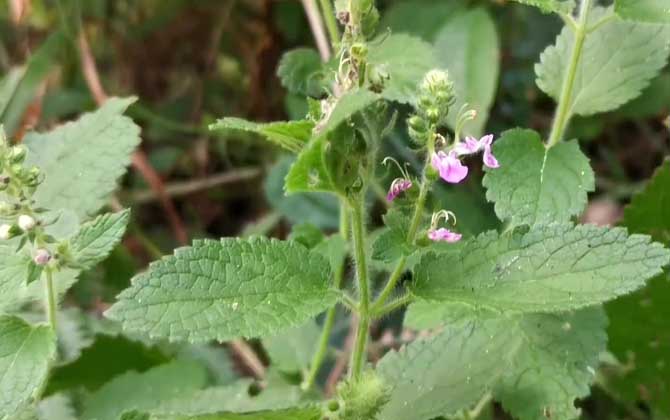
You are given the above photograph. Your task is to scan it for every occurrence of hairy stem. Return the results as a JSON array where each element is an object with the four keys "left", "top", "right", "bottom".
[
  {"left": 318, "top": 0, "right": 340, "bottom": 49},
  {"left": 547, "top": 0, "right": 592, "bottom": 147},
  {"left": 349, "top": 198, "right": 370, "bottom": 379},
  {"left": 44, "top": 268, "right": 57, "bottom": 331}
]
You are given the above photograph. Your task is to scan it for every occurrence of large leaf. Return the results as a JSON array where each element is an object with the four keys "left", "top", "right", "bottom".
[
  {"left": 209, "top": 118, "right": 313, "bottom": 154},
  {"left": 434, "top": 8, "right": 500, "bottom": 136},
  {"left": 68, "top": 209, "right": 131, "bottom": 270},
  {"left": 412, "top": 224, "right": 670, "bottom": 313},
  {"left": 615, "top": 0, "right": 670, "bottom": 23},
  {"left": 81, "top": 361, "right": 208, "bottom": 420},
  {"left": 24, "top": 97, "right": 140, "bottom": 220},
  {"left": 106, "top": 237, "right": 337, "bottom": 343},
  {"left": 0, "top": 316, "right": 56, "bottom": 419},
  {"left": 482, "top": 129, "right": 594, "bottom": 226},
  {"left": 380, "top": 0, "right": 466, "bottom": 41},
  {"left": 380, "top": 306, "right": 605, "bottom": 420},
  {"left": 607, "top": 162, "right": 670, "bottom": 415},
  {"left": 367, "top": 34, "right": 438, "bottom": 104},
  {"left": 536, "top": 7, "right": 670, "bottom": 116},
  {"left": 510, "top": 0, "right": 575, "bottom": 14}
]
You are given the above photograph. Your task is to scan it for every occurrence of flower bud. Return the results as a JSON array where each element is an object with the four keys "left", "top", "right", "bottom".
[
  {"left": 34, "top": 248, "right": 51, "bottom": 266},
  {"left": 9, "top": 146, "right": 26, "bottom": 164},
  {"left": 0, "top": 224, "right": 13, "bottom": 240},
  {"left": 18, "top": 214, "right": 36, "bottom": 231},
  {"left": 23, "top": 167, "right": 42, "bottom": 188},
  {"left": 416, "top": 69, "right": 456, "bottom": 126}
]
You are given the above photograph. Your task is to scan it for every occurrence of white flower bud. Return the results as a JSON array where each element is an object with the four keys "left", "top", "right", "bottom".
[
  {"left": 18, "top": 214, "right": 36, "bottom": 231},
  {"left": 34, "top": 249, "right": 52, "bottom": 266},
  {"left": 0, "top": 224, "right": 12, "bottom": 240}
]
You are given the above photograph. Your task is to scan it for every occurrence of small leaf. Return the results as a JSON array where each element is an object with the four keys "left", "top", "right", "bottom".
[
  {"left": 313, "top": 234, "right": 348, "bottom": 274},
  {"left": 26, "top": 261, "right": 44, "bottom": 285},
  {"left": 24, "top": 97, "right": 140, "bottom": 220},
  {"left": 264, "top": 321, "right": 321, "bottom": 374},
  {"left": 0, "top": 315, "right": 56, "bottom": 419},
  {"left": 209, "top": 118, "right": 313, "bottom": 154},
  {"left": 68, "top": 209, "right": 131, "bottom": 270},
  {"left": 372, "top": 208, "right": 415, "bottom": 263},
  {"left": 382, "top": 305, "right": 605, "bottom": 420},
  {"left": 434, "top": 8, "right": 500, "bottom": 136},
  {"left": 106, "top": 237, "right": 337, "bottom": 343},
  {"left": 287, "top": 223, "right": 325, "bottom": 249},
  {"left": 483, "top": 129, "right": 594, "bottom": 226},
  {"left": 264, "top": 156, "right": 340, "bottom": 229},
  {"left": 615, "top": 0, "right": 670, "bottom": 23},
  {"left": 81, "top": 361, "right": 208, "bottom": 420},
  {"left": 412, "top": 224, "right": 670, "bottom": 313},
  {"left": 509, "top": 0, "right": 575, "bottom": 14},
  {"left": 621, "top": 161, "right": 670, "bottom": 243},
  {"left": 367, "top": 34, "right": 438, "bottom": 104},
  {"left": 536, "top": 7, "right": 670, "bottom": 115},
  {"left": 276, "top": 48, "right": 327, "bottom": 97}
]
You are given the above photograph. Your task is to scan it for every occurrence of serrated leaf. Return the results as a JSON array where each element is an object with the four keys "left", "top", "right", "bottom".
[
  {"left": 0, "top": 316, "right": 56, "bottom": 419},
  {"left": 209, "top": 118, "right": 313, "bottom": 154},
  {"left": 69, "top": 209, "right": 130, "bottom": 270},
  {"left": 367, "top": 34, "right": 438, "bottom": 104},
  {"left": 382, "top": 305, "right": 605, "bottom": 420},
  {"left": 24, "top": 97, "right": 140, "bottom": 220},
  {"left": 510, "top": 0, "right": 575, "bottom": 14},
  {"left": 82, "top": 361, "right": 208, "bottom": 420},
  {"left": 106, "top": 237, "right": 337, "bottom": 343},
  {"left": 536, "top": 7, "right": 670, "bottom": 116},
  {"left": 434, "top": 8, "right": 500, "bottom": 136},
  {"left": 412, "top": 224, "right": 670, "bottom": 313},
  {"left": 482, "top": 129, "right": 594, "bottom": 226},
  {"left": 264, "top": 156, "right": 339, "bottom": 229},
  {"left": 276, "top": 49, "right": 327, "bottom": 97},
  {"left": 615, "top": 0, "right": 670, "bottom": 23},
  {"left": 617, "top": 73, "right": 670, "bottom": 118},
  {"left": 372, "top": 208, "right": 414, "bottom": 263},
  {"left": 606, "top": 161, "right": 670, "bottom": 415}
]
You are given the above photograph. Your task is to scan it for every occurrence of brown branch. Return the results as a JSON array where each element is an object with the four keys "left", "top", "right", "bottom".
[{"left": 77, "top": 30, "right": 188, "bottom": 245}]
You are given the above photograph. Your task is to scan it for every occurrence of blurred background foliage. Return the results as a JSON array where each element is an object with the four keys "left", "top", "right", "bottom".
[{"left": 1, "top": 1, "right": 669, "bottom": 419}]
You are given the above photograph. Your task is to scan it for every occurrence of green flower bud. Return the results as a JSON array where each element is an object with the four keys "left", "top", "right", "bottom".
[
  {"left": 333, "top": 371, "right": 390, "bottom": 420},
  {"left": 24, "top": 167, "right": 42, "bottom": 188},
  {"left": 350, "top": 43, "right": 368, "bottom": 62},
  {"left": 9, "top": 146, "right": 26, "bottom": 164},
  {"left": 0, "top": 224, "right": 20, "bottom": 240}
]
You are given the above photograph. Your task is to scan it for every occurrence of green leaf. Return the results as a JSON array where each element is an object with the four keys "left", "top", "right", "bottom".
[
  {"left": 0, "top": 32, "right": 67, "bottom": 137},
  {"left": 127, "top": 406, "right": 322, "bottom": 420},
  {"left": 287, "top": 223, "right": 325, "bottom": 249},
  {"left": 434, "top": 8, "right": 500, "bottom": 136},
  {"left": 209, "top": 118, "right": 313, "bottom": 154},
  {"left": 0, "top": 316, "right": 56, "bottom": 419},
  {"left": 615, "top": 0, "right": 670, "bottom": 23},
  {"left": 367, "top": 34, "right": 438, "bottom": 104},
  {"left": 106, "top": 237, "right": 337, "bottom": 343},
  {"left": 312, "top": 234, "right": 347, "bottom": 274},
  {"left": 382, "top": 305, "right": 605, "bottom": 420},
  {"left": 285, "top": 90, "right": 378, "bottom": 194},
  {"left": 536, "top": 7, "right": 670, "bottom": 116},
  {"left": 26, "top": 261, "right": 44, "bottom": 285},
  {"left": 380, "top": 0, "right": 466, "bottom": 41},
  {"left": 264, "top": 156, "right": 339, "bottom": 229},
  {"left": 264, "top": 321, "right": 321, "bottom": 374},
  {"left": 46, "top": 334, "right": 169, "bottom": 395},
  {"left": 509, "top": 0, "right": 575, "bottom": 14},
  {"left": 276, "top": 48, "right": 327, "bottom": 97},
  {"left": 621, "top": 161, "right": 670, "bottom": 243},
  {"left": 412, "top": 224, "right": 670, "bottom": 313},
  {"left": 606, "top": 161, "right": 670, "bottom": 415},
  {"left": 24, "top": 97, "right": 140, "bottom": 220},
  {"left": 482, "top": 129, "right": 594, "bottom": 226},
  {"left": 82, "top": 361, "right": 208, "bottom": 420},
  {"left": 68, "top": 209, "right": 131, "bottom": 270},
  {"left": 617, "top": 73, "right": 670, "bottom": 119},
  {"left": 38, "top": 394, "right": 78, "bottom": 420},
  {"left": 372, "top": 208, "right": 414, "bottom": 263}
]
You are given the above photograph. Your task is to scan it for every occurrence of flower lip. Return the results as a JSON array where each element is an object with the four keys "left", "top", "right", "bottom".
[
  {"left": 431, "top": 151, "right": 468, "bottom": 184},
  {"left": 428, "top": 228, "right": 462, "bottom": 243},
  {"left": 386, "top": 178, "right": 413, "bottom": 202},
  {"left": 453, "top": 134, "right": 499, "bottom": 169}
]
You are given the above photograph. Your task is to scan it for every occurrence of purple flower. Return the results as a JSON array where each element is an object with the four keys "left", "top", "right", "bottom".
[
  {"left": 386, "top": 178, "right": 413, "bottom": 202},
  {"left": 454, "top": 134, "right": 499, "bottom": 169},
  {"left": 431, "top": 151, "right": 468, "bottom": 184},
  {"left": 428, "top": 228, "right": 462, "bottom": 243},
  {"left": 34, "top": 249, "right": 51, "bottom": 266}
]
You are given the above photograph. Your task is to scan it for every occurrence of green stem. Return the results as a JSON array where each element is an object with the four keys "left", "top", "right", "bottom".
[
  {"left": 372, "top": 154, "right": 431, "bottom": 311},
  {"left": 547, "top": 0, "right": 592, "bottom": 147},
  {"left": 349, "top": 199, "right": 370, "bottom": 379},
  {"left": 44, "top": 268, "right": 57, "bottom": 331},
  {"left": 340, "top": 201, "right": 350, "bottom": 241},
  {"left": 372, "top": 294, "right": 414, "bottom": 318},
  {"left": 318, "top": 0, "right": 340, "bottom": 49}
]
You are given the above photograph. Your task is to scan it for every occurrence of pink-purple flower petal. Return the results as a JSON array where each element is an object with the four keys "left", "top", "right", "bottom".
[
  {"left": 483, "top": 146, "right": 499, "bottom": 168},
  {"left": 454, "top": 136, "right": 480, "bottom": 156},
  {"left": 431, "top": 151, "right": 468, "bottom": 184},
  {"left": 427, "top": 228, "right": 462, "bottom": 243},
  {"left": 386, "top": 178, "right": 413, "bottom": 202}
]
